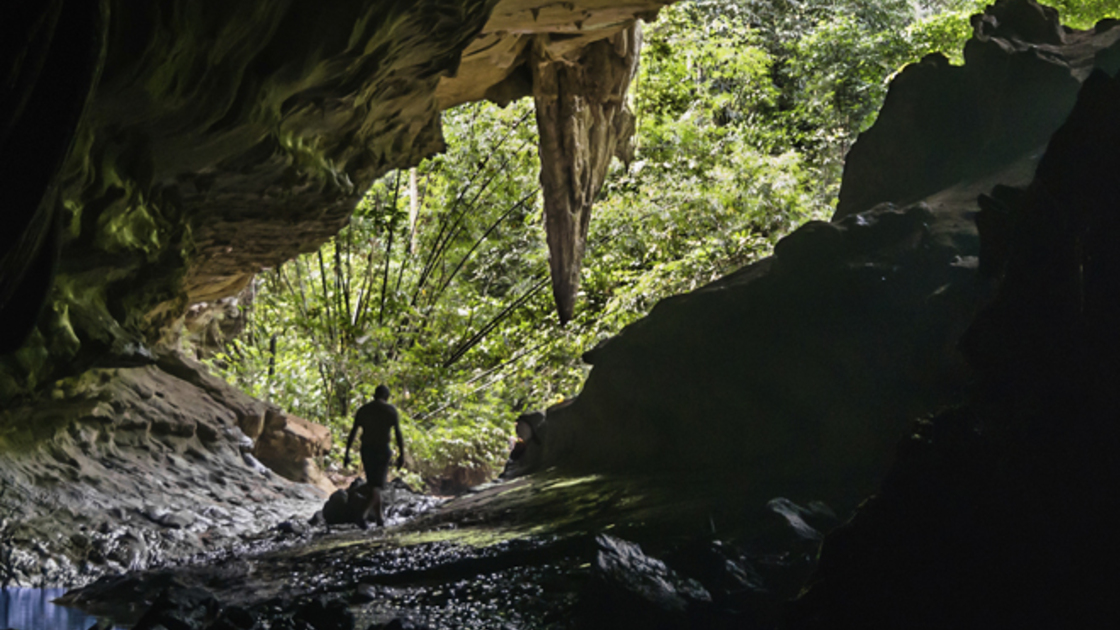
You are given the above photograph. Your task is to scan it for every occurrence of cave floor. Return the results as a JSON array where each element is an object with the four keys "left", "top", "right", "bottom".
[{"left": 62, "top": 470, "right": 835, "bottom": 629}]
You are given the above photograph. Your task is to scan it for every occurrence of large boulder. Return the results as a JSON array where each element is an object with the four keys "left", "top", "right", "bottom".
[
  {"left": 538, "top": 200, "right": 993, "bottom": 507},
  {"left": 576, "top": 534, "right": 712, "bottom": 630},
  {"left": 253, "top": 409, "right": 335, "bottom": 495}
]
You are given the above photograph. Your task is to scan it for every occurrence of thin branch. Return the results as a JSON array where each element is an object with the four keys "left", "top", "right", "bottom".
[
  {"left": 416, "top": 338, "right": 551, "bottom": 421},
  {"left": 378, "top": 170, "right": 402, "bottom": 326},
  {"left": 442, "top": 275, "right": 550, "bottom": 368},
  {"left": 409, "top": 108, "right": 533, "bottom": 306},
  {"left": 317, "top": 249, "right": 335, "bottom": 346},
  {"left": 352, "top": 189, "right": 384, "bottom": 329},
  {"left": 412, "top": 140, "right": 535, "bottom": 309},
  {"left": 343, "top": 224, "right": 353, "bottom": 325}
]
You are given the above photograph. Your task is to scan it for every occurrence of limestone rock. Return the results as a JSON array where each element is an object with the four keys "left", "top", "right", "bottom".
[
  {"left": 0, "top": 363, "right": 324, "bottom": 586},
  {"left": 577, "top": 534, "right": 711, "bottom": 629},
  {"left": 426, "top": 463, "right": 493, "bottom": 496},
  {"left": 0, "top": 0, "right": 103, "bottom": 356},
  {"left": 181, "top": 292, "right": 250, "bottom": 360},
  {"left": 437, "top": 1, "right": 669, "bottom": 109},
  {"left": 531, "top": 0, "right": 1120, "bottom": 514},
  {"left": 253, "top": 409, "right": 336, "bottom": 495},
  {"left": 319, "top": 477, "right": 437, "bottom": 526},
  {"left": 321, "top": 479, "right": 372, "bottom": 526},
  {"left": 788, "top": 68, "right": 1120, "bottom": 628}
]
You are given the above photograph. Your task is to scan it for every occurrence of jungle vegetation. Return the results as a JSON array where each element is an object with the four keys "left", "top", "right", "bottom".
[{"left": 198, "top": 0, "right": 1120, "bottom": 490}]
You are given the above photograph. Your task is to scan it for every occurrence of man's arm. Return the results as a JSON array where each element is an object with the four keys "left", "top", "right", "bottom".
[
  {"left": 393, "top": 411, "right": 405, "bottom": 469},
  {"left": 343, "top": 417, "right": 360, "bottom": 469}
]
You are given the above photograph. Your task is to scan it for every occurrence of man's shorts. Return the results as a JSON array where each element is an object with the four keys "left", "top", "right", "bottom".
[{"left": 361, "top": 444, "right": 392, "bottom": 488}]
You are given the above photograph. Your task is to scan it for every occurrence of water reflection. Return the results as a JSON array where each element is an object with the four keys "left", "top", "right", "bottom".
[{"left": 1, "top": 588, "right": 121, "bottom": 630}]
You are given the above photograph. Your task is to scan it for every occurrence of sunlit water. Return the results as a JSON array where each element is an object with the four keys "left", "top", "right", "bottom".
[{"left": 1, "top": 588, "right": 122, "bottom": 630}]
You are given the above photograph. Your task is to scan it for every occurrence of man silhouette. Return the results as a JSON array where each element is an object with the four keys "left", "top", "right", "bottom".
[{"left": 343, "top": 384, "right": 405, "bottom": 527}]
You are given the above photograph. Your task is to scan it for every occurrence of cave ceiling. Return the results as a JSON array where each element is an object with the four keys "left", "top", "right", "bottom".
[{"left": 0, "top": 0, "right": 668, "bottom": 398}]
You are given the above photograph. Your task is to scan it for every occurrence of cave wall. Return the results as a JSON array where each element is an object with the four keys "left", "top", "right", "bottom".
[
  {"left": 787, "top": 62, "right": 1120, "bottom": 630},
  {"left": 0, "top": 2, "right": 105, "bottom": 362},
  {"left": 0, "top": 354, "right": 325, "bottom": 585},
  {"left": 1, "top": 0, "right": 498, "bottom": 402}
]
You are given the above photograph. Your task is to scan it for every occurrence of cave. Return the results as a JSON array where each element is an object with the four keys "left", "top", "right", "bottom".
[{"left": 3, "top": 0, "right": 1120, "bottom": 628}]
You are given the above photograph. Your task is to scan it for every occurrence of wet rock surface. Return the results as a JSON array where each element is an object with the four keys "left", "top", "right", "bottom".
[
  {"left": 63, "top": 473, "right": 842, "bottom": 629},
  {"left": 317, "top": 479, "right": 443, "bottom": 528},
  {"left": 576, "top": 534, "right": 712, "bottom": 629}
]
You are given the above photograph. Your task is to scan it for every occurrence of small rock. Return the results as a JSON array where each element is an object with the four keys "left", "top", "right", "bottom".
[
  {"left": 131, "top": 585, "right": 218, "bottom": 630},
  {"left": 275, "top": 519, "right": 309, "bottom": 536},
  {"left": 767, "top": 497, "right": 838, "bottom": 542},
  {"left": 351, "top": 584, "right": 378, "bottom": 603},
  {"left": 292, "top": 596, "right": 354, "bottom": 630},
  {"left": 242, "top": 453, "right": 272, "bottom": 475},
  {"left": 161, "top": 511, "right": 197, "bottom": 530},
  {"left": 322, "top": 489, "right": 351, "bottom": 525},
  {"left": 368, "top": 619, "right": 427, "bottom": 630},
  {"left": 211, "top": 604, "right": 258, "bottom": 630},
  {"left": 578, "top": 534, "right": 711, "bottom": 629}
]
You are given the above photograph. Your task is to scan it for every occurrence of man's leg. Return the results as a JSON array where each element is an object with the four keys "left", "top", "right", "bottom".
[
  {"left": 358, "top": 486, "right": 378, "bottom": 529},
  {"left": 372, "top": 487, "right": 384, "bottom": 526}
]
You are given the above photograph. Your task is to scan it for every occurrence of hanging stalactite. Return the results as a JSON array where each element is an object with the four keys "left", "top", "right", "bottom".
[{"left": 531, "top": 24, "right": 640, "bottom": 323}]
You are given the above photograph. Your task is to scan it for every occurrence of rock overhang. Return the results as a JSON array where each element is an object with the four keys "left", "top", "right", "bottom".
[{"left": 437, "top": 1, "right": 668, "bottom": 108}]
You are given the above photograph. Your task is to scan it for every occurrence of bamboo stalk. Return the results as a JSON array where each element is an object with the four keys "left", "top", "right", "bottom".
[{"left": 442, "top": 275, "right": 550, "bottom": 368}]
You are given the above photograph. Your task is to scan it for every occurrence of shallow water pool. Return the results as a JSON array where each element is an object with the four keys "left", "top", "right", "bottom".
[{"left": 1, "top": 588, "right": 122, "bottom": 630}]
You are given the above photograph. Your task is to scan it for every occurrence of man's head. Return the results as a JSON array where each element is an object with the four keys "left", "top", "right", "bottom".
[{"left": 374, "top": 384, "right": 391, "bottom": 401}]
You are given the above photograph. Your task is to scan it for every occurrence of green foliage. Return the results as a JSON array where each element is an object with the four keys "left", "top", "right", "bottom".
[
  {"left": 1031, "top": 0, "right": 1120, "bottom": 29},
  {"left": 203, "top": 0, "right": 1120, "bottom": 490}
]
